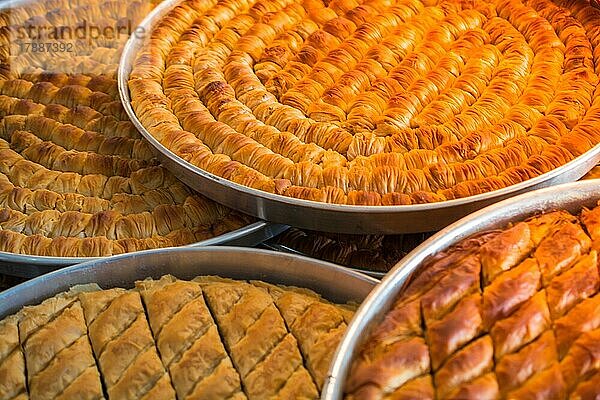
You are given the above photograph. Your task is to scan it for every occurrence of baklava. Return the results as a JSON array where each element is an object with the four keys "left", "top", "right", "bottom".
[
  {"left": 0, "top": 0, "right": 252, "bottom": 257},
  {"left": 0, "top": 274, "right": 355, "bottom": 399},
  {"left": 345, "top": 202, "right": 600, "bottom": 399},
  {"left": 129, "top": 0, "right": 600, "bottom": 205},
  {"left": 274, "top": 228, "right": 432, "bottom": 272}
]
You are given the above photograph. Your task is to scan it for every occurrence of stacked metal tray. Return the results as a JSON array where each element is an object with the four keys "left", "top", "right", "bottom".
[
  {"left": 0, "top": 0, "right": 290, "bottom": 279},
  {"left": 0, "top": 221, "right": 288, "bottom": 278}
]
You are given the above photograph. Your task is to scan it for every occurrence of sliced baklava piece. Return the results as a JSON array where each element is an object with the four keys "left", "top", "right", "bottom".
[
  {"left": 78, "top": 289, "right": 176, "bottom": 399},
  {"left": 18, "top": 293, "right": 105, "bottom": 400},
  {"left": 346, "top": 203, "right": 600, "bottom": 399},
  {"left": 195, "top": 277, "right": 319, "bottom": 399},
  {"left": 136, "top": 276, "right": 246, "bottom": 400},
  {"left": 0, "top": 315, "right": 27, "bottom": 400},
  {"left": 253, "top": 281, "right": 355, "bottom": 389}
]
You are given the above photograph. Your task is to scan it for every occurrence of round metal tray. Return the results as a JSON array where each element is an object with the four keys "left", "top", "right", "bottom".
[
  {"left": 322, "top": 179, "right": 600, "bottom": 399},
  {"left": 0, "top": 246, "right": 378, "bottom": 319},
  {"left": 118, "top": 0, "right": 600, "bottom": 235},
  {"left": 0, "top": 221, "right": 288, "bottom": 278}
]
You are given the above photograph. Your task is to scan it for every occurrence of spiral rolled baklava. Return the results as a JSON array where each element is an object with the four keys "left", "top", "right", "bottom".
[
  {"left": 0, "top": 274, "right": 355, "bottom": 399},
  {"left": 345, "top": 202, "right": 600, "bottom": 399},
  {"left": 0, "top": 0, "right": 252, "bottom": 257},
  {"left": 129, "top": 0, "right": 600, "bottom": 206}
]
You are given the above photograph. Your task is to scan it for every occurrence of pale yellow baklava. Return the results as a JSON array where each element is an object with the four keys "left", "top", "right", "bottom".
[{"left": 0, "top": 275, "right": 355, "bottom": 399}]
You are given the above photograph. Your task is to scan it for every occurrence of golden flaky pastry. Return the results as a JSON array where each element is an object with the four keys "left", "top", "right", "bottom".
[
  {"left": 0, "top": 0, "right": 252, "bottom": 257},
  {"left": 345, "top": 202, "right": 600, "bottom": 399},
  {"left": 0, "top": 274, "right": 355, "bottom": 399},
  {"left": 130, "top": 0, "right": 600, "bottom": 206}
]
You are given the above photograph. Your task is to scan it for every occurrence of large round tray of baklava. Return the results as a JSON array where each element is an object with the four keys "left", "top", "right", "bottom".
[
  {"left": 121, "top": 0, "right": 600, "bottom": 234},
  {"left": 0, "top": 0, "right": 287, "bottom": 276},
  {"left": 0, "top": 246, "right": 377, "bottom": 399},
  {"left": 323, "top": 178, "right": 600, "bottom": 399}
]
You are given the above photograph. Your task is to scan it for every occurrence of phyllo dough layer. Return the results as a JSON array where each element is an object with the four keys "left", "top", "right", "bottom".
[
  {"left": 0, "top": 315, "right": 28, "bottom": 400},
  {"left": 346, "top": 202, "right": 600, "bottom": 399},
  {"left": 0, "top": 275, "right": 355, "bottom": 400},
  {"left": 136, "top": 276, "right": 245, "bottom": 400}
]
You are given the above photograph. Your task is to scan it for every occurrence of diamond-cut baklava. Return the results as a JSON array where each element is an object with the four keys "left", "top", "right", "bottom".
[
  {"left": 0, "top": 0, "right": 252, "bottom": 257},
  {"left": 0, "top": 275, "right": 355, "bottom": 399},
  {"left": 345, "top": 202, "right": 600, "bottom": 399},
  {"left": 129, "top": 0, "right": 600, "bottom": 205}
]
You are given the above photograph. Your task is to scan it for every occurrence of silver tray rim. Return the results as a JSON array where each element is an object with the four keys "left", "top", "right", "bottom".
[
  {"left": 117, "top": 0, "right": 600, "bottom": 234},
  {"left": 0, "top": 220, "right": 288, "bottom": 268},
  {"left": 0, "top": 246, "right": 379, "bottom": 319},
  {"left": 322, "top": 179, "right": 600, "bottom": 399}
]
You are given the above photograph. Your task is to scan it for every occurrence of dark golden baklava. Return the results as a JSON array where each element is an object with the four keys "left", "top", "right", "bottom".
[
  {"left": 273, "top": 228, "right": 432, "bottom": 272},
  {"left": 129, "top": 0, "right": 600, "bottom": 205},
  {"left": 346, "top": 203, "right": 600, "bottom": 399}
]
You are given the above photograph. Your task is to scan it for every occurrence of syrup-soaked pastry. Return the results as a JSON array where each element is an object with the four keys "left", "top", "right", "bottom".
[
  {"left": 78, "top": 289, "right": 176, "bottom": 400},
  {"left": 195, "top": 276, "right": 320, "bottom": 399},
  {"left": 583, "top": 164, "right": 600, "bottom": 179},
  {"left": 0, "top": 0, "right": 253, "bottom": 257},
  {"left": 345, "top": 202, "right": 600, "bottom": 399},
  {"left": 252, "top": 280, "right": 357, "bottom": 388},
  {"left": 130, "top": 0, "right": 600, "bottom": 206},
  {"left": 0, "top": 274, "right": 353, "bottom": 399},
  {"left": 135, "top": 276, "right": 245, "bottom": 400}
]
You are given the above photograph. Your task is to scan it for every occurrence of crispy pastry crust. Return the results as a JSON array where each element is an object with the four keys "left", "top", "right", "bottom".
[
  {"left": 273, "top": 228, "right": 433, "bottom": 272},
  {"left": 130, "top": 0, "right": 600, "bottom": 206},
  {"left": 0, "top": 315, "right": 28, "bottom": 400},
  {"left": 346, "top": 202, "right": 600, "bottom": 399},
  {"left": 195, "top": 277, "right": 320, "bottom": 399},
  {"left": 252, "top": 280, "right": 357, "bottom": 389},
  {"left": 136, "top": 276, "right": 246, "bottom": 400},
  {"left": 78, "top": 289, "right": 176, "bottom": 400}
]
